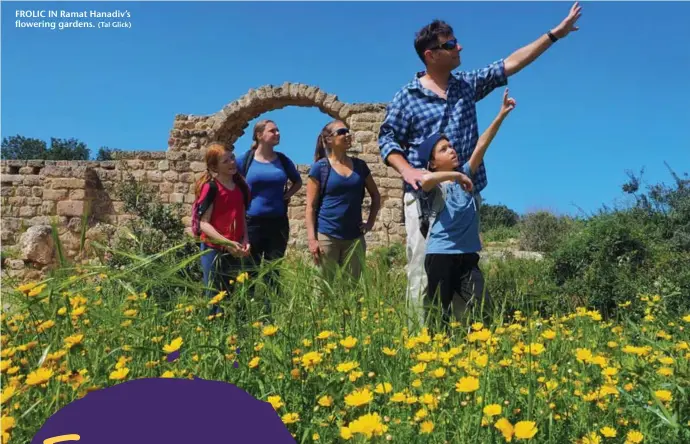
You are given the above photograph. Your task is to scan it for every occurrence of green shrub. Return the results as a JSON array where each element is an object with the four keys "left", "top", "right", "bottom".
[
  {"left": 479, "top": 202, "right": 520, "bottom": 231},
  {"left": 104, "top": 170, "right": 203, "bottom": 300},
  {"left": 546, "top": 163, "right": 690, "bottom": 318},
  {"left": 622, "top": 164, "right": 690, "bottom": 251},
  {"left": 517, "top": 211, "right": 573, "bottom": 253},
  {"left": 481, "top": 225, "right": 520, "bottom": 243},
  {"left": 549, "top": 212, "right": 651, "bottom": 316}
]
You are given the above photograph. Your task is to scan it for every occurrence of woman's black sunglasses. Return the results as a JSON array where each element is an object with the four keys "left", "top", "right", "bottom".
[
  {"left": 330, "top": 128, "right": 350, "bottom": 137},
  {"left": 431, "top": 38, "right": 458, "bottom": 51}
]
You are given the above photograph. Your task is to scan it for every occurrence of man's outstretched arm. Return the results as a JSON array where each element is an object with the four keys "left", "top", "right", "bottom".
[
  {"left": 504, "top": 2, "right": 582, "bottom": 77},
  {"left": 379, "top": 91, "right": 426, "bottom": 190}
]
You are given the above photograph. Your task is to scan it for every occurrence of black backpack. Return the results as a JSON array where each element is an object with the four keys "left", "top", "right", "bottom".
[
  {"left": 414, "top": 185, "right": 447, "bottom": 239},
  {"left": 242, "top": 150, "right": 296, "bottom": 215}
]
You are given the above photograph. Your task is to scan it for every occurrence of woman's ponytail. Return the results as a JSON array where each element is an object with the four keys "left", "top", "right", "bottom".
[{"left": 313, "top": 134, "right": 327, "bottom": 162}]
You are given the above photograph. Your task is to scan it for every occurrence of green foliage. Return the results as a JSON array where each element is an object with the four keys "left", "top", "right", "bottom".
[
  {"left": 483, "top": 257, "right": 564, "bottom": 316},
  {"left": 622, "top": 164, "right": 690, "bottom": 251},
  {"left": 479, "top": 202, "right": 520, "bottom": 231},
  {"left": 517, "top": 211, "right": 575, "bottom": 253},
  {"left": 548, "top": 164, "right": 690, "bottom": 317},
  {"left": 549, "top": 212, "right": 649, "bottom": 316},
  {"left": 106, "top": 170, "right": 202, "bottom": 290},
  {"left": 481, "top": 225, "right": 520, "bottom": 243},
  {"left": 1, "top": 135, "right": 90, "bottom": 160},
  {"left": 96, "top": 147, "right": 123, "bottom": 161}
]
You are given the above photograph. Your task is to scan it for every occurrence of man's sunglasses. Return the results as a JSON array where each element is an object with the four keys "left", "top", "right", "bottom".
[
  {"left": 430, "top": 38, "right": 458, "bottom": 51},
  {"left": 330, "top": 128, "right": 350, "bottom": 137}
]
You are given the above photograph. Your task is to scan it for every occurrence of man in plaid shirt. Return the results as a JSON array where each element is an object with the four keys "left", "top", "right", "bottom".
[{"left": 379, "top": 2, "right": 583, "bottom": 327}]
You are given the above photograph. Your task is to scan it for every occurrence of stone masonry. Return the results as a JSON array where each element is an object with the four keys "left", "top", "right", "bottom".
[{"left": 1, "top": 82, "right": 407, "bottom": 277}]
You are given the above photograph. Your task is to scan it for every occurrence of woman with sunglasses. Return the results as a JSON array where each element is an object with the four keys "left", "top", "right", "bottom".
[{"left": 305, "top": 120, "right": 381, "bottom": 283}]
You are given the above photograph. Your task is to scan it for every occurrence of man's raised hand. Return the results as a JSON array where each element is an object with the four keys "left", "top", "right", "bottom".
[{"left": 553, "top": 2, "right": 582, "bottom": 39}]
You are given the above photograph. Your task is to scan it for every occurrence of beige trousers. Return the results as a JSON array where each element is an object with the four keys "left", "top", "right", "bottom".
[{"left": 317, "top": 233, "right": 366, "bottom": 281}]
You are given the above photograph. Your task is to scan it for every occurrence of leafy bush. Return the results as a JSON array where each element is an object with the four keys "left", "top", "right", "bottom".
[
  {"left": 479, "top": 202, "right": 520, "bottom": 231},
  {"left": 105, "top": 170, "right": 203, "bottom": 298},
  {"left": 549, "top": 212, "right": 649, "bottom": 316},
  {"left": 517, "top": 211, "right": 574, "bottom": 252},
  {"left": 483, "top": 256, "right": 563, "bottom": 316},
  {"left": 622, "top": 164, "right": 690, "bottom": 251},
  {"left": 481, "top": 225, "right": 520, "bottom": 243},
  {"left": 548, "top": 164, "right": 690, "bottom": 317}
]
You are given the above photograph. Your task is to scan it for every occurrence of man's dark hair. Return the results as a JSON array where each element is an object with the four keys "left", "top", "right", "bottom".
[{"left": 414, "top": 20, "right": 455, "bottom": 64}]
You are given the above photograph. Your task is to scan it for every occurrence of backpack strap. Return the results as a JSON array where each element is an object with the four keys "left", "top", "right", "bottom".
[
  {"left": 275, "top": 152, "right": 294, "bottom": 215},
  {"left": 315, "top": 158, "right": 332, "bottom": 231},
  {"left": 193, "top": 179, "right": 218, "bottom": 237},
  {"left": 242, "top": 149, "right": 255, "bottom": 177},
  {"left": 197, "top": 180, "right": 218, "bottom": 217},
  {"left": 352, "top": 157, "right": 367, "bottom": 202}
]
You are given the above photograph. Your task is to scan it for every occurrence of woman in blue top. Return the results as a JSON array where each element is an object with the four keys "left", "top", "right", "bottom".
[
  {"left": 305, "top": 120, "right": 381, "bottom": 282},
  {"left": 236, "top": 119, "right": 302, "bottom": 310}
]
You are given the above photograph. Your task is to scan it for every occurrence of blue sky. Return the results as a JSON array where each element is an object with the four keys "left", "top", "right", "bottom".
[{"left": 2, "top": 1, "right": 689, "bottom": 216}]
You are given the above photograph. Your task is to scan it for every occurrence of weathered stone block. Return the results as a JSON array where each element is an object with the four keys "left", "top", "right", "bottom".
[
  {"left": 159, "top": 182, "right": 174, "bottom": 194},
  {"left": 8, "top": 197, "right": 27, "bottom": 206},
  {"left": 16, "top": 187, "right": 32, "bottom": 197},
  {"left": 19, "top": 206, "right": 36, "bottom": 217},
  {"left": 51, "top": 178, "right": 86, "bottom": 189},
  {"left": 19, "top": 225, "right": 55, "bottom": 265},
  {"left": 57, "top": 201, "right": 85, "bottom": 217},
  {"left": 183, "top": 194, "right": 196, "bottom": 204},
  {"left": 166, "top": 151, "right": 185, "bottom": 161},
  {"left": 146, "top": 171, "right": 163, "bottom": 182},
  {"left": 174, "top": 183, "right": 189, "bottom": 194},
  {"left": 179, "top": 173, "right": 195, "bottom": 183},
  {"left": 41, "top": 201, "right": 56, "bottom": 215},
  {"left": 43, "top": 189, "right": 68, "bottom": 201},
  {"left": 173, "top": 161, "right": 191, "bottom": 172},
  {"left": 162, "top": 171, "right": 179, "bottom": 182},
  {"left": 69, "top": 189, "right": 85, "bottom": 200}
]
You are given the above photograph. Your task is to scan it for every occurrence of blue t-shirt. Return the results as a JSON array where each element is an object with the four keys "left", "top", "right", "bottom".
[
  {"left": 237, "top": 151, "right": 301, "bottom": 218},
  {"left": 308, "top": 158, "right": 371, "bottom": 240},
  {"left": 425, "top": 163, "right": 481, "bottom": 255}
]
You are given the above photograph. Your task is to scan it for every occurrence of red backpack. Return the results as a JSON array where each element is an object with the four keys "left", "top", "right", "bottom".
[{"left": 191, "top": 175, "right": 251, "bottom": 238}]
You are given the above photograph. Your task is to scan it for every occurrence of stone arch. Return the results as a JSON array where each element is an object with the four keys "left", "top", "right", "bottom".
[
  {"left": 164, "top": 82, "right": 406, "bottom": 249},
  {"left": 210, "top": 82, "right": 356, "bottom": 148}
]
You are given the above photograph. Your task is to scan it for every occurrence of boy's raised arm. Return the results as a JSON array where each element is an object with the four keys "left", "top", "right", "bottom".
[
  {"left": 468, "top": 89, "right": 516, "bottom": 175},
  {"left": 420, "top": 171, "right": 473, "bottom": 193}
]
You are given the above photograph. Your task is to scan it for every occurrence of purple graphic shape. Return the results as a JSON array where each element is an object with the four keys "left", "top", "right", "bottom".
[
  {"left": 31, "top": 377, "right": 296, "bottom": 443},
  {"left": 166, "top": 350, "right": 180, "bottom": 362}
]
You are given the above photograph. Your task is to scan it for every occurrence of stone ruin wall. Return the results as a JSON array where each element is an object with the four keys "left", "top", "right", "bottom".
[{"left": 0, "top": 83, "right": 407, "bottom": 280}]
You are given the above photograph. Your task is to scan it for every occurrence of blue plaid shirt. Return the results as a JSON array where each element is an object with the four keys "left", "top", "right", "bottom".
[{"left": 378, "top": 59, "right": 508, "bottom": 194}]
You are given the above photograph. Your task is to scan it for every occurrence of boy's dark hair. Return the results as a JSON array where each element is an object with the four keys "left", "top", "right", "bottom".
[{"left": 414, "top": 20, "right": 455, "bottom": 64}]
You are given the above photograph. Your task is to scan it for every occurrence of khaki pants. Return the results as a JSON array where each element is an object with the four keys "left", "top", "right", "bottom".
[{"left": 317, "top": 233, "right": 366, "bottom": 281}]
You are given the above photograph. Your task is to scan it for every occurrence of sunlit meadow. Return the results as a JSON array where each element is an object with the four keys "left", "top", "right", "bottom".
[{"left": 1, "top": 242, "right": 689, "bottom": 443}]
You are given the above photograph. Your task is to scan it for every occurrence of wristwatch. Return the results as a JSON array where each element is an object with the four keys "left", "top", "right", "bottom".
[{"left": 547, "top": 31, "right": 558, "bottom": 43}]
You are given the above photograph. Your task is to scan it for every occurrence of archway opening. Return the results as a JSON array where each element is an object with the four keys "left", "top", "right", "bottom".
[{"left": 232, "top": 107, "right": 336, "bottom": 168}]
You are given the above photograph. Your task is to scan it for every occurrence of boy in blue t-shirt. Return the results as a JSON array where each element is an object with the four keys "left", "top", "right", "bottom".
[{"left": 417, "top": 88, "right": 516, "bottom": 329}]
